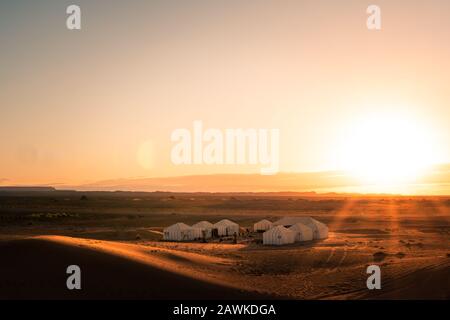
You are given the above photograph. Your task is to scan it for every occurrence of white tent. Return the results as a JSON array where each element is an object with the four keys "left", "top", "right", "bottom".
[
  {"left": 263, "top": 225, "right": 295, "bottom": 245},
  {"left": 253, "top": 219, "right": 273, "bottom": 232},
  {"left": 214, "top": 219, "right": 240, "bottom": 236},
  {"left": 163, "top": 223, "right": 202, "bottom": 241},
  {"left": 289, "top": 223, "right": 313, "bottom": 242},
  {"left": 307, "top": 220, "right": 328, "bottom": 240},
  {"left": 274, "top": 216, "right": 328, "bottom": 239},
  {"left": 192, "top": 220, "right": 214, "bottom": 239}
]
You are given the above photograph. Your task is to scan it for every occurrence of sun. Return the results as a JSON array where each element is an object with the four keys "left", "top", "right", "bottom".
[{"left": 338, "top": 111, "right": 435, "bottom": 186}]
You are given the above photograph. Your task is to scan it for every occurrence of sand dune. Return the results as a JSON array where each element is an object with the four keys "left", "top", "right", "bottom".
[
  {"left": 358, "top": 260, "right": 450, "bottom": 300},
  {"left": 0, "top": 194, "right": 448, "bottom": 300},
  {"left": 0, "top": 236, "right": 271, "bottom": 299}
]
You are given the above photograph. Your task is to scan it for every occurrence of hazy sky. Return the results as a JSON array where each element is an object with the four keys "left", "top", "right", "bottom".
[{"left": 1, "top": 0, "right": 449, "bottom": 190}]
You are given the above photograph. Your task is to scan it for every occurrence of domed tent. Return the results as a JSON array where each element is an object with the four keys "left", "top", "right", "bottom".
[
  {"left": 163, "top": 223, "right": 202, "bottom": 241},
  {"left": 192, "top": 220, "right": 214, "bottom": 239},
  {"left": 213, "top": 219, "right": 240, "bottom": 236},
  {"left": 263, "top": 225, "right": 295, "bottom": 245},
  {"left": 253, "top": 219, "right": 273, "bottom": 232},
  {"left": 307, "top": 220, "right": 328, "bottom": 240},
  {"left": 274, "top": 216, "right": 328, "bottom": 239},
  {"left": 289, "top": 223, "right": 313, "bottom": 242}
]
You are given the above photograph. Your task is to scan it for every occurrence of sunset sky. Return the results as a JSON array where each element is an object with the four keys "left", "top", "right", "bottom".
[{"left": 1, "top": 0, "right": 449, "bottom": 194}]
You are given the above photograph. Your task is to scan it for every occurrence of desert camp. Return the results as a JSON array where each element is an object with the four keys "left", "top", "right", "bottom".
[
  {"left": 162, "top": 216, "right": 328, "bottom": 246},
  {"left": 163, "top": 222, "right": 202, "bottom": 241},
  {"left": 274, "top": 216, "right": 329, "bottom": 239},
  {"left": 163, "top": 219, "right": 241, "bottom": 242}
]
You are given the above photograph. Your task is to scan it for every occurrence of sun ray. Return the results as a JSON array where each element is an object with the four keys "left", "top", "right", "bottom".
[
  {"left": 387, "top": 198, "right": 401, "bottom": 250},
  {"left": 328, "top": 197, "right": 357, "bottom": 233},
  {"left": 429, "top": 199, "right": 450, "bottom": 224}
]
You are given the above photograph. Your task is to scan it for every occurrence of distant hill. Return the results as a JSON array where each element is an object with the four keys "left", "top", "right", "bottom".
[
  {"left": 66, "top": 164, "right": 450, "bottom": 195},
  {"left": 3, "top": 163, "right": 448, "bottom": 195},
  {"left": 0, "top": 186, "right": 56, "bottom": 192}
]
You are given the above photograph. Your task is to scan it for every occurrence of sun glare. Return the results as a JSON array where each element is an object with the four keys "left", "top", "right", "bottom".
[{"left": 339, "top": 112, "right": 435, "bottom": 186}]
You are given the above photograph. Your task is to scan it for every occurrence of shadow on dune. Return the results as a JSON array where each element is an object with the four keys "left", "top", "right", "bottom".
[{"left": 0, "top": 238, "right": 272, "bottom": 300}]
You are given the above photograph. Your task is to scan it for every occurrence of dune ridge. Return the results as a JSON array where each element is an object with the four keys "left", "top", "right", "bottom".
[{"left": 0, "top": 236, "right": 272, "bottom": 300}]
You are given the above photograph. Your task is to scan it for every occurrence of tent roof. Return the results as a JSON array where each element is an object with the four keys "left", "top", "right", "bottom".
[
  {"left": 192, "top": 221, "right": 214, "bottom": 228},
  {"left": 289, "top": 222, "right": 312, "bottom": 232},
  {"left": 214, "top": 219, "right": 238, "bottom": 227},
  {"left": 264, "top": 225, "right": 294, "bottom": 236},
  {"left": 165, "top": 222, "right": 191, "bottom": 231},
  {"left": 255, "top": 219, "right": 273, "bottom": 224}
]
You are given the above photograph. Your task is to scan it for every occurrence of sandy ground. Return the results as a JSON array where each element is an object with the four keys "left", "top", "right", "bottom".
[
  {"left": 0, "top": 236, "right": 273, "bottom": 300},
  {"left": 0, "top": 195, "right": 448, "bottom": 299},
  {"left": 0, "top": 229, "right": 448, "bottom": 299}
]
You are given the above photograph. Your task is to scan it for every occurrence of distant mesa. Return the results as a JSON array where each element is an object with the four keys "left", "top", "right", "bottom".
[{"left": 0, "top": 186, "right": 56, "bottom": 192}]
